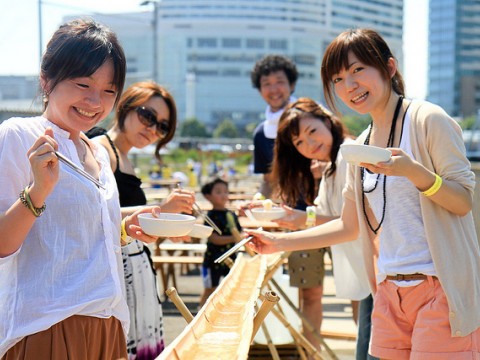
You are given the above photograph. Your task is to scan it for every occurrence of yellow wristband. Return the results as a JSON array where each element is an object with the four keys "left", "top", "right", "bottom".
[
  {"left": 422, "top": 174, "right": 442, "bottom": 197},
  {"left": 120, "top": 218, "right": 133, "bottom": 246}
]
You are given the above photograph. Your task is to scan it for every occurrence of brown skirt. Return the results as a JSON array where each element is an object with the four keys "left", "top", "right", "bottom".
[
  {"left": 288, "top": 248, "right": 328, "bottom": 288},
  {"left": 2, "top": 315, "right": 127, "bottom": 360}
]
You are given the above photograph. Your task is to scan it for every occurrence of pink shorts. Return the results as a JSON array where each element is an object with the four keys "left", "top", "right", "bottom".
[{"left": 371, "top": 276, "right": 480, "bottom": 360}]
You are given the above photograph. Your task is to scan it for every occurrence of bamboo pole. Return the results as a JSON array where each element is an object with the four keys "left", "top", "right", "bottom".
[
  {"left": 269, "top": 278, "right": 339, "bottom": 360},
  {"left": 165, "top": 287, "right": 194, "bottom": 324},
  {"left": 270, "top": 307, "right": 324, "bottom": 360},
  {"left": 252, "top": 291, "right": 280, "bottom": 339}
]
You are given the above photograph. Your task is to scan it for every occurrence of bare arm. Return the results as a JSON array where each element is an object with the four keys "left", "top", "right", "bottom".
[
  {"left": 0, "top": 129, "right": 59, "bottom": 257},
  {"left": 208, "top": 232, "right": 238, "bottom": 246},
  {"left": 366, "top": 148, "right": 472, "bottom": 216},
  {"left": 247, "top": 197, "right": 359, "bottom": 254}
]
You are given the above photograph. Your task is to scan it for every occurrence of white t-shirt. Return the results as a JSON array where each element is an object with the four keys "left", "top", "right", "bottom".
[{"left": 363, "top": 107, "right": 436, "bottom": 286}]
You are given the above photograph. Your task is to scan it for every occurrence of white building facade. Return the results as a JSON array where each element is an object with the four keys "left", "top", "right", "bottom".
[{"left": 80, "top": 0, "right": 404, "bottom": 131}]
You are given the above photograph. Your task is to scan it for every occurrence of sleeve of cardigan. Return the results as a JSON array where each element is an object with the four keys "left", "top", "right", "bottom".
[{"left": 410, "top": 101, "right": 475, "bottom": 196}]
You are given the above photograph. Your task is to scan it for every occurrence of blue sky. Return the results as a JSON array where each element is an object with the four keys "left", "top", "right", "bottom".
[{"left": 0, "top": 0, "right": 428, "bottom": 99}]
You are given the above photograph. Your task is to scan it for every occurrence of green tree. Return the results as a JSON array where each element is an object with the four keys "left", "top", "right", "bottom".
[
  {"left": 460, "top": 115, "right": 477, "bottom": 130},
  {"left": 244, "top": 122, "right": 259, "bottom": 138},
  {"left": 213, "top": 118, "right": 238, "bottom": 138},
  {"left": 179, "top": 117, "right": 209, "bottom": 137},
  {"left": 341, "top": 114, "right": 371, "bottom": 137}
]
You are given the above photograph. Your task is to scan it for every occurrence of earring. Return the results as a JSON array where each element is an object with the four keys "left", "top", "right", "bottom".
[{"left": 42, "top": 93, "right": 49, "bottom": 103}]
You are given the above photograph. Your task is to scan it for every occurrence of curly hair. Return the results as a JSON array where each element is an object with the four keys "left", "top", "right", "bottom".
[
  {"left": 271, "top": 98, "right": 347, "bottom": 206},
  {"left": 250, "top": 54, "right": 298, "bottom": 90}
]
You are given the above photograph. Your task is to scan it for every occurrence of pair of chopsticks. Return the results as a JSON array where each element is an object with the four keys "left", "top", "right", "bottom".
[
  {"left": 191, "top": 201, "right": 223, "bottom": 235},
  {"left": 214, "top": 235, "right": 253, "bottom": 263},
  {"left": 214, "top": 226, "right": 262, "bottom": 264},
  {"left": 175, "top": 184, "right": 222, "bottom": 235},
  {"left": 55, "top": 151, "right": 105, "bottom": 189}
]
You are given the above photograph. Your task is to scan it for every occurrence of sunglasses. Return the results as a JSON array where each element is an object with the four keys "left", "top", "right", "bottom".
[{"left": 135, "top": 106, "right": 170, "bottom": 138}]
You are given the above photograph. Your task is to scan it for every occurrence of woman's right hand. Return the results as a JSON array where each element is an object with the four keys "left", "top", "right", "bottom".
[
  {"left": 245, "top": 229, "right": 284, "bottom": 254},
  {"left": 273, "top": 206, "right": 306, "bottom": 230},
  {"left": 27, "top": 128, "right": 59, "bottom": 201},
  {"left": 160, "top": 188, "right": 195, "bottom": 214}
]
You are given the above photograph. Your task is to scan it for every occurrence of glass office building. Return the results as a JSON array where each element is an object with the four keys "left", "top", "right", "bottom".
[
  {"left": 428, "top": 0, "right": 480, "bottom": 117},
  {"left": 88, "top": 0, "right": 403, "bottom": 130}
]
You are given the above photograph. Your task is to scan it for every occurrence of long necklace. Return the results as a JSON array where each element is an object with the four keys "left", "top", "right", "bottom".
[{"left": 361, "top": 96, "right": 403, "bottom": 234}]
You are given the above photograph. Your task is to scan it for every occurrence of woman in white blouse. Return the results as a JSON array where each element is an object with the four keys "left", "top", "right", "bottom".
[{"left": 0, "top": 19, "right": 159, "bottom": 358}]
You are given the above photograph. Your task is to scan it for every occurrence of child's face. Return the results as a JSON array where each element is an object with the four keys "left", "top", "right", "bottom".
[{"left": 206, "top": 183, "right": 229, "bottom": 209}]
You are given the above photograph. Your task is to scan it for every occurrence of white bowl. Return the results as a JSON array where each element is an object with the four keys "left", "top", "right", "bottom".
[
  {"left": 138, "top": 213, "right": 196, "bottom": 237},
  {"left": 340, "top": 144, "right": 391, "bottom": 166},
  {"left": 251, "top": 207, "right": 286, "bottom": 221},
  {"left": 188, "top": 224, "right": 214, "bottom": 238}
]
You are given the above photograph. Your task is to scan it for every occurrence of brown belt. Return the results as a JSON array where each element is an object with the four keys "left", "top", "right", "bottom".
[{"left": 385, "top": 274, "right": 432, "bottom": 281}]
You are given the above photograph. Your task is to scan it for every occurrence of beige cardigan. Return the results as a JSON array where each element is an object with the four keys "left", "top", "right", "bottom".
[{"left": 343, "top": 100, "right": 480, "bottom": 337}]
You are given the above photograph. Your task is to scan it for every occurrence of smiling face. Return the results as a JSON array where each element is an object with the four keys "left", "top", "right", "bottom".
[
  {"left": 331, "top": 51, "right": 394, "bottom": 117},
  {"left": 259, "top": 70, "right": 294, "bottom": 112},
  {"left": 291, "top": 116, "right": 333, "bottom": 162},
  {"left": 42, "top": 60, "right": 117, "bottom": 137},
  {"left": 123, "top": 96, "right": 170, "bottom": 149}
]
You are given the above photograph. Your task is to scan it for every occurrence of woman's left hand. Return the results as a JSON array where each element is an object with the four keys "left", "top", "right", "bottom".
[
  {"left": 273, "top": 206, "right": 306, "bottom": 231},
  {"left": 360, "top": 148, "right": 417, "bottom": 178},
  {"left": 124, "top": 206, "right": 163, "bottom": 244}
]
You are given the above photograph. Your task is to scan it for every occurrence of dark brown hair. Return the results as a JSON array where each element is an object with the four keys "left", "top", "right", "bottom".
[
  {"left": 321, "top": 28, "right": 405, "bottom": 113},
  {"left": 41, "top": 18, "right": 126, "bottom": 110},
  {"left": 115, "top": 81, "right": 177, "bottom": 162},
  {"left": 271, "top": 98, "right": 347, "bottom": 206}
]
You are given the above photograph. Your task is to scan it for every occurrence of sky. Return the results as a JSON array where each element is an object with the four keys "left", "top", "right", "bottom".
[{"left": 0, "top": 0, "right": 428, "bottom": 99}]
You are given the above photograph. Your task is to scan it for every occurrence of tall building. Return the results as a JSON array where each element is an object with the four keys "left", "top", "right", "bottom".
[
  {"left": 428, "top": 0, "right": 480, "bottom": 117},
  {"left": 75, "top": 0, "right": 403, "bottom": 131}
]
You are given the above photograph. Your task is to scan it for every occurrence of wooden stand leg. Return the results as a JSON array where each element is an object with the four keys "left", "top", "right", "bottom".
[
  {"left": 165, "top": 287, "right": 194, "bottom": 324},
  {"left": 252, "top": 291, "right": 280, "bottom": 339},
  {"left": 269, "top": 278, "right": 339, "bottom": 360}
]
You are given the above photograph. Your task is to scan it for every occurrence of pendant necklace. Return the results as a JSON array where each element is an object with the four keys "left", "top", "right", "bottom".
[{"left": 361, "top": 96, "right": 403, "bottom": 234}]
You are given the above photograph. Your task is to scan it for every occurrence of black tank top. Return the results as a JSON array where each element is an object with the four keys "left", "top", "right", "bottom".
[{"left": 104, "top": 134, "right": 147, "bottom": 207}]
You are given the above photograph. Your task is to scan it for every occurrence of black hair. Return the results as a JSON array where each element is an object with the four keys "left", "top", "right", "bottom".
[
  {"left": 250, "top": 54, "right": 298, "bottom": 90},
  {"left": 201, "top": 178, "right": 228, "bottom": 196},
  {"left": 40, "top": 18, "right": 126, "bottom": 109}
]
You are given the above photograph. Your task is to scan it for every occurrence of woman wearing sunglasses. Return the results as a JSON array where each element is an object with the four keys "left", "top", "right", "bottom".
[{"left": 87, "top": 81, "right": 195, "bottom": 359}]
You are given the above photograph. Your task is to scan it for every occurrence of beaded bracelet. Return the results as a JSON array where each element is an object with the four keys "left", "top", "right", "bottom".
[
  {"left": 422, "top": 174, "right": 442, "bottom": 197},
  {"left": 19, "top": 187, "right": 46, "bottom": 217},
  {"left": 120, "top": 218, "right": 133, "bottom": 246}
]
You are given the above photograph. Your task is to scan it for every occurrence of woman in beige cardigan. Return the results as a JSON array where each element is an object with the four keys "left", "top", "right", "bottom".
[{"left": 247, "top": 28, "right": 480, "bottom": 359}]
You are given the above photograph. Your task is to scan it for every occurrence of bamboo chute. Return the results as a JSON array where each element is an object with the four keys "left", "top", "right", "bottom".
[{"left": 157, "top": 254, "right": 267, "bottom": 359}]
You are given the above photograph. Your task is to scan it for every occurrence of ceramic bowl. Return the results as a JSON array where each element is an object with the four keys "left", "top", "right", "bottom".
[
  {"left": 138, "top": 213, "right": 196, "bottom": 237},
  {"left": 340, "top": 144, "right": 391, "bottom": 166},
  {"left": 250, "top": 207, "right": 286, "bottom": 221},
  {"left": 188, "top": 224, "right": 214, "bottom": 238}
]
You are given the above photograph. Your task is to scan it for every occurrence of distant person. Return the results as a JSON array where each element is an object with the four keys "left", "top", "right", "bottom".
[
  {"left": 199, "top": 178, "right": 244, "bottom": 307},
  {"left": 87, "top": 81, "right": 195, "bottom": 359},
  {"left": 251, "top": 54, "right": 298, "bottom": 198},
  {"left": 248, "top": 28, "right": 480, "bottom": 359},
  {"left": 0, "top": 19, "right": 161, "bottom": 358}
]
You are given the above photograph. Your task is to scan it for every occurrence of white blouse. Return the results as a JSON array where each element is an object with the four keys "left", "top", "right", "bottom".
[{"left": 0, "top": 116, "right": 129, "bottom": 356}]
